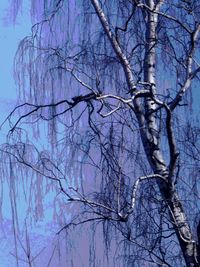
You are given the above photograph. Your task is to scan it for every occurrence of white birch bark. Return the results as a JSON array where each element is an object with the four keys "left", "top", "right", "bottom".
[
  {"left": 91, "top": 0, "right": 199, "bottom": 265},
  {"left": 141, "top": 1, "right": 199, "bottom": 266}
]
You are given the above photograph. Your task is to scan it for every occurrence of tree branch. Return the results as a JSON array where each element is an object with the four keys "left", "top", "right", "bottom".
[{"left": 90, "top": 0, "right": 136, "bottom": 91}]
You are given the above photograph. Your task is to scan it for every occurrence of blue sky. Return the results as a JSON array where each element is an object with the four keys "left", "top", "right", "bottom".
[
  {"left": 0, "top": 6, "right": 66, "bottom": 266},
  {"left": 0, "top": 1, "right": 31, "bottom": 127},
  {"left": 0, "top": 3, "right": 31, "bottom": 266}
]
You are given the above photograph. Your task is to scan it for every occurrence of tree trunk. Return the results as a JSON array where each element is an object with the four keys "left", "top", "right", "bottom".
[{"left": 140, "top": 1, "right": 199, "bottom": 266}]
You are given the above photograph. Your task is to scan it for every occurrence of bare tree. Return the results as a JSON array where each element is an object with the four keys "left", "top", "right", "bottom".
[{"left": 2, "top": 0, "right": 200, "bottom": 266}]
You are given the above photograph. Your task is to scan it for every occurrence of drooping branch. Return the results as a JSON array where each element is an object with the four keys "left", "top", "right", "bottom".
[
  {"left": 90, "top": 0, "right": 136, "bottom": 91},
  {"left": 170, "top": 24, "right": 200, "bottom": 110}
]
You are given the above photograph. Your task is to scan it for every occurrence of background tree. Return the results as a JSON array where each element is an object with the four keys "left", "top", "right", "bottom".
[{"left": 2, "top": 0, "right": 200, "bottom": 266}]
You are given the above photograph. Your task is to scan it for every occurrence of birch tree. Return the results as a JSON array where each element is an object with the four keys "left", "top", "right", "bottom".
[{"left": 3, "top": 0, "right": 200, "bottom": 266}]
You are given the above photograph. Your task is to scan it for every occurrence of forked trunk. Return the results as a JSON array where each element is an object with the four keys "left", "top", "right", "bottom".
[{"left": 142, "top": 1, "right": 199, "bottom": 266}]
